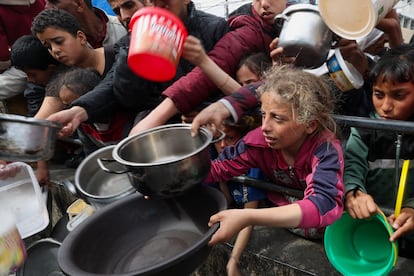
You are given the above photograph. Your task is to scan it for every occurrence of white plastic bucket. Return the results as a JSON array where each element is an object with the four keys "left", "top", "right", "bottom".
[
  {"left": 326, "top": 49, "right": 364, "bottom": 92},
  {"left": 318, "top": 0, "right": 400, "bottom": 40}
]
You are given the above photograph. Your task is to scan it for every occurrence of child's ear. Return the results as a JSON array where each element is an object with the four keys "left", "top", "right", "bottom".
[
  {"left": 77, "top": 31, "right": 87, "bottom": 45},
  {"left": 305, "top": 120, "right": 319, "bottom": 134}
]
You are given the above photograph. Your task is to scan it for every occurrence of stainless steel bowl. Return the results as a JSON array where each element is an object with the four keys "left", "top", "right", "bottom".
[
  {"left": 0, "top": 114, "right": 62, "bottom": 161},
  {"left": 276, "top": 4, "right": 333, "bottom": 69},
  {"left": 112, "top": 124, "right": 212, "bottom": 198},
  {"left": 75, "top": 145, "right": 137, "bottom": 209}
]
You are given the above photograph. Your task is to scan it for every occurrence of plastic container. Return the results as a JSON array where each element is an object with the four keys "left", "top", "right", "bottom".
[
  {"left": 318, "top": 0, "right": 400, "bottom": 40},
  {"left": 326, "top": 48, "right": 364, "bottom": 92},
  {"left": 128, "top": 7, "right": 188, "bottom": 82},
  {"left": 0, "top": 211, "right": 27, "bottom": 276},
  {"left": 324, "top": 211, "right": 398, "bottom": 276},
  {"left": 0, "top": 162, "right": 49, "bottom": 239}
]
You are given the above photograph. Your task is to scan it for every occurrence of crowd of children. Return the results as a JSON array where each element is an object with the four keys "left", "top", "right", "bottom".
[{"left": 1, "top": 0, "right": 414, "bottom": 275}]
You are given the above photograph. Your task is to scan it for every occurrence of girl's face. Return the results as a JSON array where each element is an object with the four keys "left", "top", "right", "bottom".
[
  {"left": 36, "top": 27, "right": 87, "bottom": 67},
  {"left": 260, "top": 92, "right": 315, "bottom": 159},
  {"left": 252, "top": 0, "right": 286, "bottom": 25},
  {"left": 373, "top": 80, "right": 414, "bottom": 121},
  {"left": 236, "top": 64, "right": 261, "bottom": 86},
  {"left": 214, "top": 125, "right": 243, "bottom": 154}
]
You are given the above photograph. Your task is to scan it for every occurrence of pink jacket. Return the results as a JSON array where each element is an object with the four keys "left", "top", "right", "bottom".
[{"left": 206, "top": 127, "right": 345, "bottom": 229}]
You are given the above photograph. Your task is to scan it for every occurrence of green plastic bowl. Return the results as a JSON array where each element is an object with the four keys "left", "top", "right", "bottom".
[{"left": 324, "top": 212, "right": 398, "bottom": 276}]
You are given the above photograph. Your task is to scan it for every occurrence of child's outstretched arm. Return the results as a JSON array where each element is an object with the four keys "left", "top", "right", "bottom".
[
  {"left": 208, "top": 203, "right": 302, "bottom": 246},
  {"left": 183, "top": 35, "right": 241, "bottom": 95}
]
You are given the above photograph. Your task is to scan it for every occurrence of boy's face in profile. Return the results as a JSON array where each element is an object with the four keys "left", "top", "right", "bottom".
[
  {"left": 36, "top": 27, "right": 87, "bottom": 67},
  {"left": 372, "top": 79, "right": 414, "bottom": 121},
  {"left": 23, "top": 67, "right": 55, "bottom": 86}
]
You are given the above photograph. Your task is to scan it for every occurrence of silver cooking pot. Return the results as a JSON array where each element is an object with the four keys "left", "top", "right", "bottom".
[
  {"left": 0, "top": 113, "right": 62, "bottom": 161},
  {"left": 65, "top": 145, "right": 137, "bottom": 209},
  {"left": 276, "top": 4, "right": 333, "bottom": 69},
  {"left": 107, "top": 124, "right": 214, "bottom": 198}
]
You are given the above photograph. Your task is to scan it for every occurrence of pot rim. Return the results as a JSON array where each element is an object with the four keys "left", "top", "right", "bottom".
[
  {"left": 75, "top": 145, "right": 136, "bottom": 200},
  {"left": 0, "top": 113, "right": 62, "bottom": 129},
  {"left": 283, "top": 3, "right": 320, "bottom": 15},
  {"left": 112, "top": 123, "right": 213, "bottom": 167}
]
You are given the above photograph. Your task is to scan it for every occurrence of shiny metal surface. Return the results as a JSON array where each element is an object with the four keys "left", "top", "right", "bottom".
[
  {"left": 75, "top": 145, "right": 136, "bottom": 208},
  {"left": 0, "top": 113, "right": 61, "bottom": 162},
  {"left": 112, "top": 124, "right": 212, "bottom": 198},
  {"left": 276, "top": 4, "right": 333, "bottom": 69}
]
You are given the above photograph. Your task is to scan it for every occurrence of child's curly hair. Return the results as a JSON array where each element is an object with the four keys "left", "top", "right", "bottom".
[{"left": 257, "top": 65, "right": 336, "bottom": 134}]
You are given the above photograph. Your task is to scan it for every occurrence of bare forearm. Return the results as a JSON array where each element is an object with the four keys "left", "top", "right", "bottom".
[
  {"left": 198, "top": 57, "right": 241, "bottom": 95},
  {"left": 35, "top": 96, "right": 65, "bottom": 120},
  {"left": 129, "top": 97, "right": 179, "bottom": 135},
  {"left": 246, "top": 204, "right": 302, "bottom": 228}
]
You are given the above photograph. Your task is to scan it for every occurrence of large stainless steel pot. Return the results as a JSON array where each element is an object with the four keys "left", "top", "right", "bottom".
[
  {"left": 58, "top": 185, "right": 227, "bottom": 276},
  {"left": 111, "top": 124, "right": 213, "bottom": 198},
  {"left": 73, "top": 145, "right": 137, "bottom": 209},
  {"left": 276, "top": 4, "right": 333, "bottom": 69},
  {"left": 0, "top": 113, "right": 61, "bottom": 161}
]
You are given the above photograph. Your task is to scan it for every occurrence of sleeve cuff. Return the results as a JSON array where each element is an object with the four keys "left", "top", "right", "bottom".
[{"left": 218, "top": 98, "right": 238, "bottom": 123}]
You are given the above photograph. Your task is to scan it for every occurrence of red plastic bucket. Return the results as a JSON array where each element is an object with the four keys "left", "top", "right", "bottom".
[{"left": 128, "top": 7, "right": 188, "bottom": 82}]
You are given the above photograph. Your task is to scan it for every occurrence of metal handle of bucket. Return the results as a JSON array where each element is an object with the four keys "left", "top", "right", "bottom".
[{"left": 97, "top": 158, "right": 129, "bottom": 174}]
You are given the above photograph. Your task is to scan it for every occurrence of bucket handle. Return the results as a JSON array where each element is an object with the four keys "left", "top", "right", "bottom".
[{"left": 97, "top": 158, "right": 129, "bottom": 174}]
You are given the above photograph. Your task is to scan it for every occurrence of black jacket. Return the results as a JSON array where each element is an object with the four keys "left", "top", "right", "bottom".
[{"left": 72, "top": 1, "right": 229, "bottom": 122}]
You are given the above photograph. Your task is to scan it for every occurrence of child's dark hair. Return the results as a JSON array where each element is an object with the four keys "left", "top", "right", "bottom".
[
  {"left": 258, "top": 65, "right": 336, "bottom": 134},
  {"left": 45, "top": 65, "right": 72, "bottom": 97},
  {"left": 10, "top": 35, "right": 59, "bottom": 70},
  {"left": 370, "top": 44, "right": 414, "bottom": 85},
  {"left": 61, "top": 67, "right": 101, "bottom": 97},
  {"left": 31, "top": 9, "right": 82, "bottom": 36},
  {"left": 237, "top": 52, "right": 272, "bottom": 78}
]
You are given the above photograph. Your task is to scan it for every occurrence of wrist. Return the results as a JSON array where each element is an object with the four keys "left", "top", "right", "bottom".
[
  {"left": 229, "top": 256, "right": 240, "bottom": 263},
  {"left": 72, "top": 106, "right": 89, "bottom": 122}
]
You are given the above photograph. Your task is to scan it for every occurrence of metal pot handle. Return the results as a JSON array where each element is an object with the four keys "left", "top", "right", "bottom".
[
  {"left": 62, "top": 179, "right": 78, "bottom": 197},
  {"left": 210, "top": 129, "right": 226, "bottom": 144},
  {"left": 97, "top": 157, "right": 129, "bottom": 174}
]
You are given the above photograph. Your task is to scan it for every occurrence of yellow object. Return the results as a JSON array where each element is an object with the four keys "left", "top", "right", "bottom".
[
  {"left": 67, "top": 199, "right": 92, "bottom": 220},
  {"left": 395, "top": 160, "right": 410, "bottom": 218}
]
